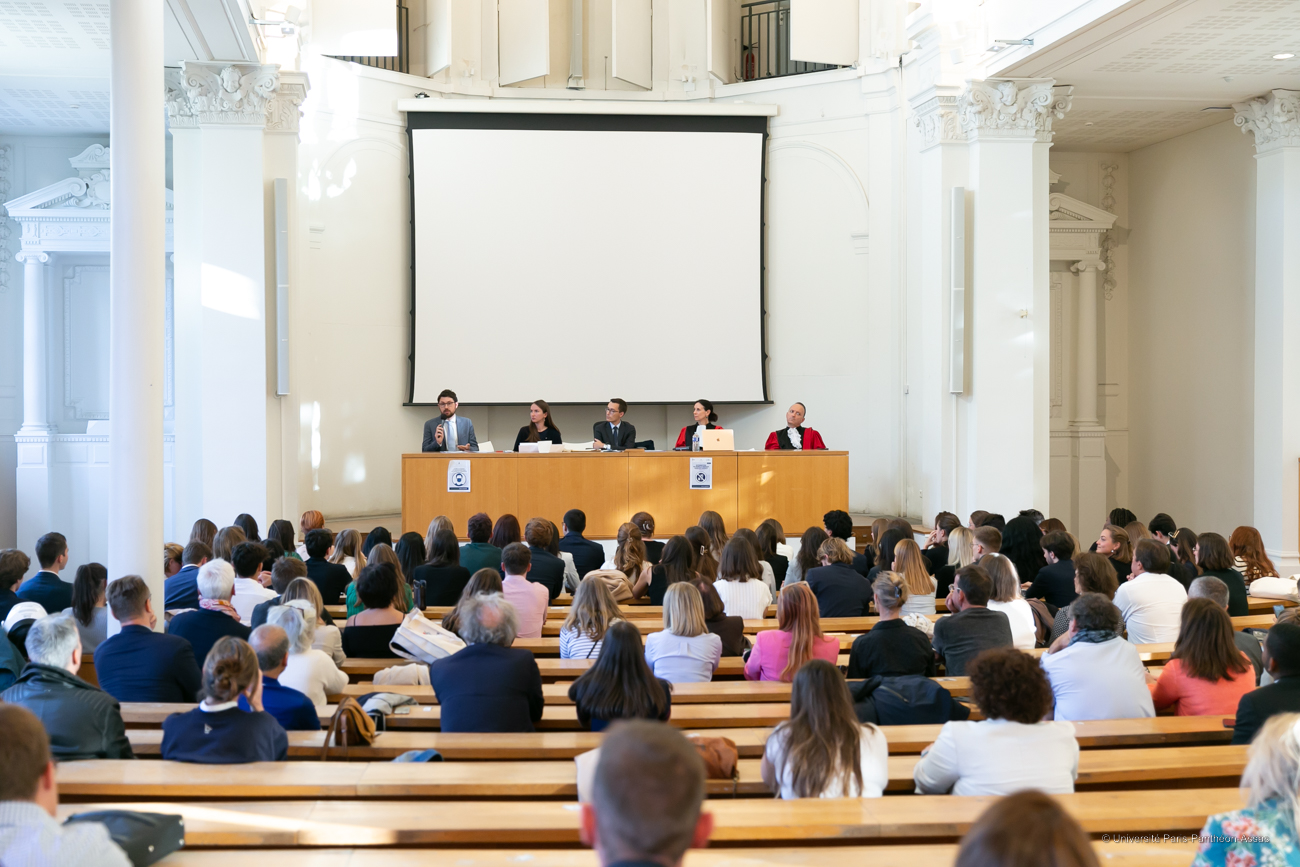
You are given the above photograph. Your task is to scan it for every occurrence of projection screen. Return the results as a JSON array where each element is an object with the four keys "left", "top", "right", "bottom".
[{"left": 407, "top": 111, "right": 768, "bottom": 405}]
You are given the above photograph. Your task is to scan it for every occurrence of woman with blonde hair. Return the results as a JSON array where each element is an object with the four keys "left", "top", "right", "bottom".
[
  {"left": 714, "top": 536, "right": 773, "bottom": 620},
  {"left": 698, "top": 510, "right": 729, "bottom": 560},
  {"left": 892, "top": 539, "right": 937, "bottom": 616},
  {"left": 605, "top": 522, "right": 652, "bottom": 598},
  {"left": 329, "top": 528, "right": 366, "bottom": 579},
  {"left": 684, "top": 526, "right": 719, "bottom": 582},
  {"left": 982, "top": 553, "right": 1037, "bottom": 650},
  {"left": 268, "top": 601, "right": 349, "bottom": 709},
  {"left": 1095, "top": 524, "right": 1133, "bottom": 582},
  {"left": 164, "top": 543, "right": 184, "bottom": 578},
  {"left": 282, "top": 577, "right": 345, "bottom": 664},
  {"left": 559, "top": 576, "right": 625, "bottom": 660},
  {"left": 935, "top": 526, "right": 975, "bottom": 599},
  {"left": 744, "top": 583, "right": 838, "bottom": 682},
  {"left": 848, "top": 572, "right": 937, "bottom": 678},
  {"left": 643, "top": 582, "right": 722, "bottom": 683},
  {"left": 297, "top": 510, "right": 325, "bottom": 558}
]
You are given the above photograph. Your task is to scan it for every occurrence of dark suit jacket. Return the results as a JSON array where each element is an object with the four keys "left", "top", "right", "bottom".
[
  {"left": 1233, "top": 677, "right": 1300, "bottom": 745},
  {"left": 167, "top": 608, "right": 252, "bottom": 667},
  {"left": 411, "top": 564, "right": 472, "bottom": 606},
  {"left": 16, "top": 572, "right": 72, "bottom": 613},
  {"left": 526, "top": 547, "right": 566, "bottom": 601},
  {"left": 1024, "top": 559, "right": 1078, "bottom": 610},
  {"left": 306, "top": 557, "right": 353, "bottom": 605},
  {"left": 593, "top": 421, "right": 637, "bottom": 450},
  {"left": 164, "top": 564, "right": 201, "bottom": 610},
  {"left": 558, "top": 533, "right": 605, "bottom": 580},
  {"left": 805, "top": 562, "right": 873, "bottom": 618},
  {"left": 427, "top": 642, "right": 544, "bottom": 732},
  {"left": 94, "top": 624, "right": 201, "bottom": 704}
]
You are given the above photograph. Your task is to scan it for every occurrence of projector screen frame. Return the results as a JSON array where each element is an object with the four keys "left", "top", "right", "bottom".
[{"left": 403, "top": 110, "right": 770, "bottom": 406}]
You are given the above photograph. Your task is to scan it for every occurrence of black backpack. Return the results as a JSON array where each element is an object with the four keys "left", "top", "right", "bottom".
[{"left": 849, "top": 675, "right": 972, "bottom": 726}]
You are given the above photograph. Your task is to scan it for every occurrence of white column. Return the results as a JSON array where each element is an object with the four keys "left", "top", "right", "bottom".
[
  {"left": 1235, "top": 90, "right": 1300, "bottom": 571},
  {"left": 1072, "top": 259, "right": 1101, "bottom": 426},
  {"left": 108, "top": 0, "right": 166, "bottom": 618},
  {"left": 17, "top": 251, "right": 53, "bottom": 433},
  {"left": 959, "top": 78, "right": 1071, "bottom": 516}
]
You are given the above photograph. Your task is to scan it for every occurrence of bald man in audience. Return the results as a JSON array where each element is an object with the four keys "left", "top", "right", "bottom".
[
  {"left": 1190, "top": 575, "right": 1263, "bottom": 682},
  {"left": 581, "top": 721, "right": 713, "bottom": 867},
  {"left": 244, "top": 625, "right": 321, "bottom": 731}
]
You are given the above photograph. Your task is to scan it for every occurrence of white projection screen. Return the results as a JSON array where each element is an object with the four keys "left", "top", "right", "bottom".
[{"left": 407, "top": 111, "right": 768, "bottom": 405}]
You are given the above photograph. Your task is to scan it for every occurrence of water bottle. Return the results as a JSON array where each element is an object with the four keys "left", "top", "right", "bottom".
[
  {"left": 413, "top": 579, "right": 426, "bottom": 611},
  {"left": 692, "top": 431, "right": 701, "bottom": 452}
]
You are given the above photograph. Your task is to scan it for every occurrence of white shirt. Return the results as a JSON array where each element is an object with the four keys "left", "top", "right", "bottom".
[
  {"left": 1113, "top": 572, "right": 1187, "bottom": 645},
  {"left": 559, "top": 551, "right": 580, "bottom": 593},
  {"left": 231, "top": 577, "right": 277, "bottom": 625},
  {"left": 1041, "top": 636, "right": 1156, "bottom": 722},
  {"left": 0, "top": 801, "right": 131, "bottom": 867},
  {"left": 759, "top": 561, "right": 777, "bottom": 595},
  {"left": 912, "top": 719, "right": 1080, "bottom": 796},
  {"left": 764, "top": 724, "right": 888, "bottom": 799},
  {"left": 787, "top": 427, "right": 802, "bottom": 449},
  {"left": 714, "top": 578, "right": 773, "bottom": 620},
  {"left": 278, "top": 648, "right": 350, "bottom": 709},
  {"left": 644, "top": 631, "right": 722, "bottom": 683},
  {"left": 314, "top": 623, "right": 346, "bottom": 665},
  {"left": 987, "top": 598, "right": 1037, "bottom": 650}
]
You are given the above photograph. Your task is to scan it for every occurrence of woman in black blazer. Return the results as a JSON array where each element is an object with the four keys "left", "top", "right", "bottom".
[
  {"left": 412, "top": 527, "right": 472, "bottom": 606},
  {"left": 674, "top": 399, "right": 719, "bottom": 448},
  {"left": 512, "top": 399, "right": 563, "bottom": 451}
]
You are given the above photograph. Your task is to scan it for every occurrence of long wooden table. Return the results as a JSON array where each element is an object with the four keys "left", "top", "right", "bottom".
[{"left": 401, "top": 450, "right": 849, "bottom": 539}]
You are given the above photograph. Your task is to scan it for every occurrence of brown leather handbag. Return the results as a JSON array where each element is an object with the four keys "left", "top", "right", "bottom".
[
  {"left": 321, "top": 696, "right": 376, "bottom": 759},
  {"left": 688, "top": 735, "right": 739, "bottom": 794}
]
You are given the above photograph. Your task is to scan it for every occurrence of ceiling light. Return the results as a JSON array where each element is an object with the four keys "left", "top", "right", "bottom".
[
  {"left": 1275, "top": 52, "right": 1296, "bottom": 60},
  {"left": 68, "top": 104, "right": 80, "bottom": 109}
]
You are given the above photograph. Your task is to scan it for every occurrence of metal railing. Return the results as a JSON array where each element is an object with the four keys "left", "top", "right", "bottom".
[
  {"left": 330, "top": 0, "right": 410, "bottom": 75},
  {"left": 740, "top": 0, "right": 840, "bottom": 81}
]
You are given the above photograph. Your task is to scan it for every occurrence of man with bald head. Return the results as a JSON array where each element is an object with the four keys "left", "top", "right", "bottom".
[
  {"left": 764, "top": 402, "right": 828, "bottom": 450},
  {"left": 242, "top": 625, "right": 320, "bottom": 731}
]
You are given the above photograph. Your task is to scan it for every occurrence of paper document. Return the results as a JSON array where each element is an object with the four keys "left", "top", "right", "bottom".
[
  {"left": 690, "top": 457, "right": 713, "bottom": 490},
  {"left": 447, "top": 460, "right": 471, "bottom": 493}
]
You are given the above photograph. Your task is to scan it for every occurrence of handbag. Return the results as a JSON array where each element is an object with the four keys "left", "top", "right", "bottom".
[
  {"left": 322, "top": 696, "right": 376, "bottom": 759},
  {"left": 584, "top": 570, "right": 635, "bottom": 602},
  {"left": 390, "top": 608, "right": 465, "bottom": 664},
  {"left": 850, "top": 675, "right": 971, "bottom": 726},
  {"left": 686, "top": 734, "right": 739, "bottom": 791},
  {"left": 64, "top": 811, "right": 185, "bottom": 866}
]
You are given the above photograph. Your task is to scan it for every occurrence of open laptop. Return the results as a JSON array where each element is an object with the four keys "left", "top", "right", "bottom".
[{"left": 698, "top": 429, "right": 735, "bottom": 451}]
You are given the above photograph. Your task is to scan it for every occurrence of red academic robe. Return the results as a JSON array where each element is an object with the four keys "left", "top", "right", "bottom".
[{"left": 764, "top": 427, "right": 827, "bottom": 451}]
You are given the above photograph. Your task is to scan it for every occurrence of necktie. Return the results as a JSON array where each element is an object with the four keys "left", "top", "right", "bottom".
[{"left": 446, "top": 419, "right": 456, "bottom": 450}]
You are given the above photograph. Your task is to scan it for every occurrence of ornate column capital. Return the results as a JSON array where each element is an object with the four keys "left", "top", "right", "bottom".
[
  {"left": 177, "top": 61, "right": 280, "bottom": 127},
  {"left": 266, "top": 71, "right": 310, "bottom": 135},
  {"left": 164, "top": 68, "right": 198, "bottom": 130},
  {"left": 16, "top": 251, "right": 49, "bottom": 265},
  {"left": 1233, "top": 90, "right": 1300, "bottom": 153},
  {"left": 1071, "top": 258, "right": 1105, "bottom": 273},
  {"left": 911, "top": 88, "right": 963, "bottom": 151},
  {"left": 958, "top": 79, "right": 1073, "bottom": 142}
]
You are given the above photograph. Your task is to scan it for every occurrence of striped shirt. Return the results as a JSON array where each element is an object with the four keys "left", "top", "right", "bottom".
[
  {"left": 714, "top": 578, "right": 773, "bottom": 620},
  {"left": 559, "top": 627, "right": 604, "bottom": 660}
]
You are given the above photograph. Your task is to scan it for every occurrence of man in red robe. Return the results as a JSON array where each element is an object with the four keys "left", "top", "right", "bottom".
[{"left": 764, "top": 402, "right": 827, "bottom": 450}]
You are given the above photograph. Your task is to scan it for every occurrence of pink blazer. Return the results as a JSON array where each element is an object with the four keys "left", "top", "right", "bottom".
[{"left": 743, "top": 629, "right": 840, "bottom": 681}]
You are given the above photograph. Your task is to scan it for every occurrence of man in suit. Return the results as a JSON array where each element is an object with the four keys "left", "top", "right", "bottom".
[
  {"left": 427, "top": 592, "right": 543, "bottom": 732},
  {"left": 593, "top": 398, "right": 637, "bottom": 451},
  {"left": 166, "top": 559, "right": 251, "bottom": 665},
  {"left": 94, "top": 575, "right": 201, "bottom": 704},
  {"left": 164, "top": 541, "right": 211, "bottom": 611},
  {"left": 524, "top": 519, "right": 566, "bottom": 601},
  {"left": 764, "top": 402, "right": 827, "bottom": 451},
  {"left": 1234, "top": 621, "right": 1300, "bottom": 745},
  {"left": 558, "top": 509, "right": 605, "bottom": 581},
  {"left": 251, "top": 556, "right": 311, "bottom": 629},
  {"left": 422, "top": 388, "right": 479, "bottom": 452},
  {"left": 303, "top": 528, "right": 352, "bottom": 605},
  {"left": 16, "top": 532, "right": 72, "bottom": 614}
]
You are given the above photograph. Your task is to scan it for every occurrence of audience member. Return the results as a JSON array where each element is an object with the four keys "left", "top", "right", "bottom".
[
  {"left": 848, "top": 572, "right": 937, "bottom": 678},
  {"left": 606, "top": 522, "right": 653, "bottom": 598},
  {"left": 243, "top": 625, "right": 321, "bottom": 731},
  {"left": 190, "top": 517, "right": 218, "bottom": 549},
  {"left": 281, "top": 576, "right": 345, "bottom": 664},
  {"left": 304, "top": 528, "right": 352, "bottom": 605},
  {"left": 1149, "top": 512, "right": 1177, "bottom": 547},
  {"left": 17, "top": 532, "right": 72, "bottom": 613},
  {"left": 1230, "top": 525, "right": 1279, "bottom": 587},
  {"left": 1149, "top": 597, "right": 1253, "bottom": 716},
  {"left": 933, "top": 566, "right": 1013, "bottom": 676},
  {"left": 4, "top": 601, "right": 44, "bottom": 660},
  {"left": 745, "top": 583, "right": 838, "bottom": 682},
  {"left": 892, "top": 538, "right": 937, "bottom": 616},
  {"left": 731, "top": 528, "right": 777, "bottom": 594},
  {"left": 441, "top": 568, "right": 503, "bottom": 635},
  {"left": 1170, "top": 527, "right": 1200, "bottom": 587},
  {"left": 561, "top": 576, "right": 625, "bottom": 659},
  {"left": 410, "top": 527, "right": 472, "bottom": 606},
  {"left": 1049, "top": 552, "right": 1119, "bottom": 643},
  {"left": 699, "top": 510, "right": 730, "bottom": 561},
  {"left": 559, "top": 509, "right": 605, "bottom": 581},
  {"left": 1040, "top": 593, "right": 1154, "bottom": 721},
  {"left": 267, "top": 519, "right": 299, "bottom": 561},
  {"left": 164, "top": 542, "right": 184, "bottom": 577},
  {"left": 1233, "top": 623, "right": 1300, "bottom": 745},
  {"left": 1039, "top": 517, "right": 1068, "bottom": 534},
  {"left": 395, "top": 531, "right": 429, "bottom": 585},
  {"left": 923, "top": 512, "right": 961, "bottom": 575},
  {"left": 579, "top": 721, "right": 712, "bottom": 867},
  {"left": 866, "top": 528, "right": 905, "bottom": 582},
  {"left": 1023, "top": 531, "right": 1077, "bottom": 609},
  {"left": 161, "top": 636, "right": 288, "bottom": 763},
  {"left": 1094, "top": 524, "right": 1132, "bottom": 582},
  {"left": 423, "top": 515, "right": 455, "bottom": 557},
  {"left": 523, "top": 519, "right": 566, "bottom": 601},
  {"left": 500, "top": 542, "right": 549, "bottom": 639},
  {"left": 296, "top": 510, "right": 325, "bottom": 558},
  {"left": 64, "top": 562, "right": 108, "bottom": 653},
  {"left": 968, "top": 510, "right": 989, "bottom": 530},
  {"left": 1113, "top": 538, "right": 1187, "bottom": 645},
  {"left": 935, "top": 526, "right": 975, "bottom": 599},
  {"left": 1197, "top": 713, "right": 1300, "bottom": 867},
  {"left": 164, "top": 540, "right": 211, "bottom": 610},
  {"left": 762, "top": 659, "right": 888, "bottom": 798},
  {"left": 428, "top": 592, "right": 543, "bottom": 732},
  {"left": 648, "top": 535, "right": 696, "bottom": 606},
  {"left": 684, "top": 525, "right": 719, "bottom": 581},
  {"left": 544, "top": 519, "right": 581, "bottom": 592},
  {"left": 694, "top": 577, "right": 747, "bottom": 657},
  {"left": 211, "top": 524, "right": 246, "bottom": 561},
  {"left": 1125, "top": 521, "right": 1152, "bottom": 543},
  {"left": 913, "top": 647, "right": 1078, "bottom": 795},
  {"left": 568, "top": 621, "right": 672, "bottom": 731},
  {"left": 632, "top": 512, "right": 664, "bottom": 564},
  {"left": 982, "top": 553, "right": 1037, "bottom": 650},
  {"left": 490, "top": 513, "right": 522, "bottom": 549},
  {"left": 954, "top": 789, "right": 1100, "bottom": 867},
  {"left": 0, "top": 549, "right": 29, "bottom": 623},
  {"left": 1195, "top": 532, "right": 1250, "bottom": 616},
  {"left": 1190, "top": 575, "right": 1263, "bottom": 681},
  {"left": 229, "top": 541, "right": 275, "bottom": 624},
  {"left": 715, "top": 536, "right": 773, "bottom": 620},
  {"left": 95, "top": 575, "right": 200, "bottom": 703},
  {"left": 329, "top": 528, "right": 366, "bottom": 580},
  {"left": 268, "top": 602, "right": 349, "bottom": 709},
  {"left": 0, "top": 613, "right": 132, "bottom": 760},
  {"left": 784, "top": 526, "right": 828, "bottom": 587},
  {"left": 0, "top": 704, "right": 132, "bottom": 865},
  {"left": 756, "top": 520, "right": 790, "bottom": 590},
  {"left": 978, "top": 513, "right": 1006, "bottom": 531},
  {"left": 233, "top": 513, "right": 261, "bottom": 542},
  {"left": 341, "top": 563, "right": 405, "bottom": 658},
  {"left": 250, "top": 555, "right": 310, "bottom": 629},
  {"left": 971, "top": 526, "right": 1001, "bottom": 560},
  {"left": 805, "top": 538, "right": 873, "bottom": 618},
  {"left": 362, "top": 542, "right": 412, "bottom": 614},
  {"left": 167, "top": 559, "right": 252, "bottom": 664},
  {"left": 1000, "top": 516, "right": 1047, "bottom": 588},
  {"left": 644, "top": 583, "right": 722, "bottom": 683},
  {"left": 361, "top": 526, "right": 391, "bottom": 559}
]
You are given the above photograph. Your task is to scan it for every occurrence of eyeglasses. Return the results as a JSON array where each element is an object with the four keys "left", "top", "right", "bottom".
[{"left": 605, "top": 408, "right": 620, "bottom": 414}]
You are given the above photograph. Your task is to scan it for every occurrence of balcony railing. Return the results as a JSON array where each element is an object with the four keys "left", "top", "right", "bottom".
[
  {"left": 330, "top": 0, "right": 410, "bottom": 75},
  {"left": 740, "top": 0, "right": 841, "bottom": 81}
]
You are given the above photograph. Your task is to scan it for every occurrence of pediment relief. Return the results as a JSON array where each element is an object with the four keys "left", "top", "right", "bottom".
[
  {"left": 4, "top": 146, "right": 173, "bottom": 216},
  {"left": 1048, "top": 193, "right": 1118, "bottom": 231}
]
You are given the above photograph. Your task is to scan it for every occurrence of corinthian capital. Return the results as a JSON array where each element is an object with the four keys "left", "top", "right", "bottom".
[
  {"left": 1233, "top": 90, "right": 1300, "bottom": 153},
  {"left": 266, "top": 71, "right": 310, "bottom": 135},
  {"left": 958, "top": 79, "right": 1072, "bottom": 142},
  {"left": 164, "top": 68, "right": 198, "bottom": 129},
  {"left": 179, "top": 61, "right": 280, "bottom": 127},
  {"left": 911, "top": 89, "right": 962, "bottom": 151}
]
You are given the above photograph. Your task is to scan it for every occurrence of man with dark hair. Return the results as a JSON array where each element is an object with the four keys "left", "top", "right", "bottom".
[
  {"left": 1040, "top": 593, "right": 1154, "bottom": 721},
  {"left": 422, "top": 388, "right": 478, "bottom": 453},
  {"left": 558, "top": 509, "right": 604, "bottom": 582},
  {"left": 244, "top": 625, "right": 320, "bottom": 731},
  {"left": 822, "top": 510, "right": 854, "bottom": 542},
  {"left": 593, "top": 399, "right": 637, "bottom": 451},
  {"left": 764, "top": 402, "right": 828, "bottom": 451},
  {"left": 1114, "top": 538, "right": 1187, "bottom": 645},
  {"left": 461, "top": 512, "right": 503, "bottom": 576},
  {"left": 0, "top": 704, "right": 131, "bottom": 864},
  {"left": 581, "top": 720, "right": 713, "bottom": 867},
  {"left": 972, "top": 526, "right": 1002, "bottom": 559},
  {"left": 977, "top": 513, "right": 1005, "bottom": 532},
  {"left": 1149, "top": 513, "right": 1177, "bottom": 546},
  {"left": 0, "top": 549, "right": 31, "bottom": 623},
  {"left": 524, "top": 519, "right": 565, "bottom": 601},
  {"left": 250, "top": 556, "right": 311, "bottom": 629},
  {"left": 164, "top": 540, "right": 212, "bottom": 610},
  {"left": 16, "top": 532, "right": 71, "bottom": 614},
  {"left": 1017, "top": 509, "right": 1044, "bottom": 525},
  {"left": 1190, "top": 575, "right": 1263, "bottom": 681},
  {"left": 923, "top": 512, "right": 962, "bottom": 575},
  {"left": 1023, "top": 531, "right": 1077, "bottom": 609},
  {"left": 304, "top": 528, "right": 351, "bottom": 604},
  {"left": 501, "top": 542, "right": 548, "bottom": 639},
  {"left": 932, "top": 565, "right": 1012, "bottom": 676},
  {"left": 230, "top": 542, "right": 275, "bottom": 623},
  {"left": 94, "top": 575, "right": 201, "bottom": 704},
  {"left": 1233, "top": 622, "right": 1300, "bottom": 745}
]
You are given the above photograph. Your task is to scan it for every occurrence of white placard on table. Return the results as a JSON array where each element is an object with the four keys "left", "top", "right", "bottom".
[
  {"left": 689, "top": 457, "right": 713, "bottom": 490},
  {"left": 447, "top": 459, "right": 471, "bottom": 493}
]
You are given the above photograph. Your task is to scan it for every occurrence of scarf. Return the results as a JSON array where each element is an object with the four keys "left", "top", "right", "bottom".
[
  {"left": 1069, "top": 627, "right": 1119, "bottom": 646},
  {"left": 200, "top": 598, "right": 241, "bottom": 620}
]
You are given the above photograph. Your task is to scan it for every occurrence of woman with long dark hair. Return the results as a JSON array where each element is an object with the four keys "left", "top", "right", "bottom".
[
  {"left": 1195, "top": 532, "right": 1250, "bottom": 616},
  {"left": 513, "top": 400, "right": 563, "bottom": 451},
  {"left": 1000, "top": 515, "right": 1047, "bottom": 588},
  {"left": 1230, "top": 526, "right": 1278, "bottom": 586},
  {"left": 698, "top": 511, "right": 729, "bottom": 561},
  {"left": 1149, "top": 597, "right": 1253, "bottom": 716},
  {"left": 785, "top": 526, "right": 828, "bottom": 587},
  {"left": 66, "top": 562, "right": 108, "bottom": 652},
  {"left": 673, "top": 400, "right": 719, "bottom": 449},
  {"left": 715, "top": 536, "right": 772, "bottom": 620},
  {"left": 413, "top": 527, "right": 472, "bottom": 605},
  {"left": 1170, "top": 527, "right": 1199, "bottom": 587},
  {"left": 489, "top": 514, "right": 522, "bottom": 549},
  {"left": 648, "top": 535, "right": 696, "bottom": 606},
  {"left": 694, "top": 576, "right": 746, "bottom": 656},
  {"left": 757, "top": 520, "right": 790, "bottom": 589},
  {"left": 233, "top": 513, "right": 260, "bottom": 542},
  {"left": 684, "top": 525, "right": 718, "bottom": 581},
  {"left": 606, "top": 522, "right": 652, "bottom": 598},
  {"left": 568, "top": 620, "right": 672, "bottom": 730},
  {"left": 631, "top": 512, "right": 663, "bottom": 564},
  {"left": 394, "top": 531, "right": 427, "bottom": 586},
  {"left": 267, "top": 519, "right": 299, "bottom": 560},
  {"left": 761, "top": 658, "right": 888, "bottom": 798},
  {"left": 362, "top": 527, "right": 392, "bottom": 559}
]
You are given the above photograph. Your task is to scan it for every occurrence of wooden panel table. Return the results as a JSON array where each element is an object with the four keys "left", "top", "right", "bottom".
[{"left": 736, "top": 450, "right": 850, "bottom": 533}]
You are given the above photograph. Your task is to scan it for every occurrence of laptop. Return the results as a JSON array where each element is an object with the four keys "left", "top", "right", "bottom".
[{"left": 698, "top": 429, "right": 735, "bottom": 451}]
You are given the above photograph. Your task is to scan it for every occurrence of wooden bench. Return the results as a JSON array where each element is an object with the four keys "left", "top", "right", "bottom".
[
  {"left": 337, "top": 654, "right": 851, "bottom": 682},
  {"left": 54, "top": 788, "right": 1246, "bottom": 846}
]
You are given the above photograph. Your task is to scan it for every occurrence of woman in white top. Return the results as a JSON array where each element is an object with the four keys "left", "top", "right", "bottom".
[
  {"left": 714, "top": 537, "right": 773, "bottom": 620},
  {"left": 981, "top": 553, "right": 1037, "bottom": 649},
  {"left": 329, "top": 528, "right": 366, "bottom": 580},
  {"left": 913, "top": 647, "right": 1078, "bottom": 796},
  {"left": 268, "top": 601, "right": 349, "bottom": 709},
  {"left": 762, "top": 659, "right": 889, "bottom": 798},
  {"left": 893, "top": 539, "right": 936, "bottom": 616},
  {"left": 733, "top": 528, "right": 777, "bottom": 595},
  {"left": 281, "top": 577, "right": 346, "bottom": 664},
  {"left": 644, "top": 583, "right": 723, "bottom": 683},
  {"left": 559, "top": 575, "right": 624, "bottom": 660}
]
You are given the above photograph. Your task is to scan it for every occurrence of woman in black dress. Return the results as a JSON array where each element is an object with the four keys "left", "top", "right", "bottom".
[
  {"left": 513, "top": 400, "right": 563, "bottom": 451},
  {"left": 412, "top": 528, "right": 472, "bottom": 606},
  {"left": 341, "top": 562, "right": 405, "bottom": 658}
]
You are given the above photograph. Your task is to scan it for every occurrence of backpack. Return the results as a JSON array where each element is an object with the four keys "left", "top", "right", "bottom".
[{"left": 849, "top": 675, "right": 972, "bottom": 726}]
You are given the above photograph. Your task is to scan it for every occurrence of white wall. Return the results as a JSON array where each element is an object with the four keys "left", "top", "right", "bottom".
[{"left": 1127, "top": 120, "right": 1256, "bottom": 534}]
